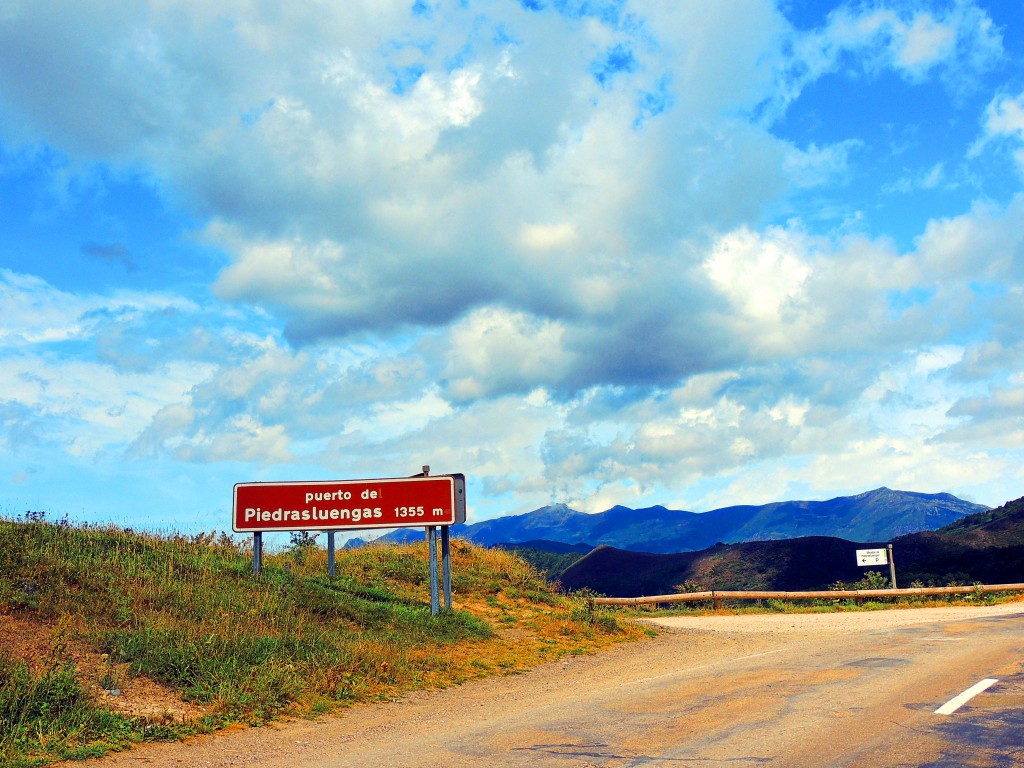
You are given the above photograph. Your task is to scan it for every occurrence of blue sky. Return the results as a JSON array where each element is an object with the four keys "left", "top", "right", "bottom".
[{"left": 2, "top": 0, "right": 1024, "bottom": 535}]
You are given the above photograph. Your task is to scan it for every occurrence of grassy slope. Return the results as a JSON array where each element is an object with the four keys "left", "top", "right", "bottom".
[
  {"left": 0, "top": 519, "right": 644, "bottom": 767},
  {"left": 499, "top": 544, "right": 590, "bottom": 583}
]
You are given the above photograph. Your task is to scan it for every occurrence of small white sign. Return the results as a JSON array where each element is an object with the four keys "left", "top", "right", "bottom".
[{"left": 856, "top": 548, "right": 888, "bottom": 566}]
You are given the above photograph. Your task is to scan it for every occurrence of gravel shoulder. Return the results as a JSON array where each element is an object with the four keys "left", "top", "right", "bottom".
[
  {"left": 60, "top": 602, "right": 1024, "bottom": 768},
  {"left": 644, "top": 601, "right": 1024, "bottom": 634}
]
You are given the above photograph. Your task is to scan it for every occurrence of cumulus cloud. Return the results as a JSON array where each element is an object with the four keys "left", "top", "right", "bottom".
[
  {"left": 441, "top": 307, "right": 573, "bottom": 401},
  {"left": 784, "top": 140, "right": 862, "bottom": 188},
  {"left": 983, "top": 91, "right": 1024, "bottom": 137},
  {"left": 1, "top": 1, "right": 789, "bottom": 380},
  {"left": 2, "top": 2, "right": 1002, "bottom": 391},
  {"left": 704, "top": 227, "right": 813, "bottom": 347}
]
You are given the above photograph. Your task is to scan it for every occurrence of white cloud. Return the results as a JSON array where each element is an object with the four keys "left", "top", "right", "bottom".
[
  {"left": 777, "top": 0, "right": 1002, "bottom": 113},
  {"left": 441, "top": 307, "right": 573, "bottom": 401},
  {"left": 784, "top": 140, "right": 861, "bottom": 188},
  {"left": 0, "top": 269, "right": 193, "bottom": 346},
  {"left": 519, "top": 222, "right": 579, "bottom": 251},
  {"left": 937, "top": 384, "right": 1024, "bottom": 448},
  {"left": 884, "top": 162, "right": 946, "bottom": 194},
  {"left": 343, "top": 391, "right": 453, "bottom": 445},
  {"left": 912, "top": 195, "right": 1024, "bottom": 281},
  {"left": 704, "top": 226, "right": 812, "bottom": 346},
  {"left": 974, "top": 91, "right": 1024, "bottom": 173},
  {"left": 984, "top": 92, "right": 1024, "bottom": 136},
  {"left": 0, "top": 346, "right": 212, "bottom": 459},
  {"left": 0, "top": 2, "right": 785, "bottom": 362},
  {"left": 896, "top": 10, "right": 957, "bottom": 74}
]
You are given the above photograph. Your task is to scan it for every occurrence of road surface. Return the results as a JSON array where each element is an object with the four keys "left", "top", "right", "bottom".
[{"left": 66, "top": 603, "right": 1024, "bottom": 768}]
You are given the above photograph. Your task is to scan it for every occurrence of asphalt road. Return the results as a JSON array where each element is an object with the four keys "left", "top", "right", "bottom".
[
  {"left": 67, "top": 604, "right": 1024, "bottom": 768},
  {"left": 632, "top": 609, "right": 1024, "bottom": 767}
]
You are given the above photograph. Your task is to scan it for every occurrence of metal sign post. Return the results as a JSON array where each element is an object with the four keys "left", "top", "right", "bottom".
[
  {"left": 427, "top": 526, "right": 440, "bottom": 614},
  {"left": 327, "top": 531, "right": 336, "bottom": 578},
  {"left": 422, "top": 526, "right": 453, "bottom": 615},
  {"left": 855, "top": 545, "right": 897, "bottom": 589},
  {"left": 253, "top": 531, "right": 263, "bottom": 575},
  {"left": 888, "top": 543, "right": 897, "bottom": 589},
  {"left": 418, "top": 466, "right": 453, "bottom": 615},
  {"left": 441, "top": 525, "right": 452, "bottom": 611}
]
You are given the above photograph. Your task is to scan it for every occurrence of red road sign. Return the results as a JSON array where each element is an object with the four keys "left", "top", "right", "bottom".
[{"left": 232, "top": 474, "right": 466, "bottom": 532}]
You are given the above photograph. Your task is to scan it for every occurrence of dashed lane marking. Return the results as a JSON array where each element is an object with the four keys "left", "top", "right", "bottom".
[{"left": 934, "top": 678, "right": 999, "bottom": 715}]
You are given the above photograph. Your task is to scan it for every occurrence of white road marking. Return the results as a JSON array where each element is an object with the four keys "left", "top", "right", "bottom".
[{"left": 934, "top": 678, "right": 999, "bottom": 715}]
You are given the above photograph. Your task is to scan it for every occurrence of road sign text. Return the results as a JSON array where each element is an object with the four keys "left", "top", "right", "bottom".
[{"left": 233, "top": 474, "right": 466, "bottom": 532}]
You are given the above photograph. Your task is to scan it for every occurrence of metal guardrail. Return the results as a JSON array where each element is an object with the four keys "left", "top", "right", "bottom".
[{"left": 592, "top": 583, "right": 1024, "bottom": 608}]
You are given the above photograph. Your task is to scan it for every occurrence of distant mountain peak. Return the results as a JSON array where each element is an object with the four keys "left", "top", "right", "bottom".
[
  {"left": 380, "top": 488, "right": 989, "bottom": 553},
  {"left": 491, "top": 490, "right": 985, "bottom": 552},
  {"left": 852, "top": 486, "right": 893, "bottom": 498}
]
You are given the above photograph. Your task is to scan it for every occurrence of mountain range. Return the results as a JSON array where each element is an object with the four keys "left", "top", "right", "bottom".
[
  {"left": 553, "top": 494, "right": 1024, "bottom": 596},
  {"left": 377, "top": 487, "right": 987, "bottom": 554}
]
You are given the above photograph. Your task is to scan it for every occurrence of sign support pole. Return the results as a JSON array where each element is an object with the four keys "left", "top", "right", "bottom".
[
  {"left": 419, "top": 464, "right": 442, "bottom": 616},
  {"left": 253, "top": 532, "right": 263, "bottom": 576},
  {"left": 441, "top": 525, "right": 452, "bottom": 611},
  {"left": 888, "top": 544, "right": 897, "bottom": 589},
  {"left": 427, "top": 526, "right": 440, "bottom": 615},
  {"left": 327, "top": 531, "right": 336, "bottom": 578}
]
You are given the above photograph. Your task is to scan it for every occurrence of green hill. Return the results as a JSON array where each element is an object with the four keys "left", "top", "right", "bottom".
[{"left": 0, "top": 516, "right": 641, "bottom": 767}]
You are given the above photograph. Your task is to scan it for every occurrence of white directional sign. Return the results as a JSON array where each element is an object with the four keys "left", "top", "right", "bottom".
[{"left": 856, "top": 548, "right": 889, "bottom": 566}]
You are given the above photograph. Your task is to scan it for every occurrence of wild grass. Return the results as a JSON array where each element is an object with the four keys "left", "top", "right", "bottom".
[{"left": 0, "top": 518, "right": 644, "bottom": 766}]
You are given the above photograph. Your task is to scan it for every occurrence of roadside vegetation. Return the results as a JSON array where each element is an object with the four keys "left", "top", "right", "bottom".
[{"left": 0, "top": 514, "right": 645, "bottom": 767}]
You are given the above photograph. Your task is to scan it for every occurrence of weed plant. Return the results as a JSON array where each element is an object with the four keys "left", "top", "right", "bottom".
[{"left": 0, "top": 516, "right": 642, "bottom": 765}]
